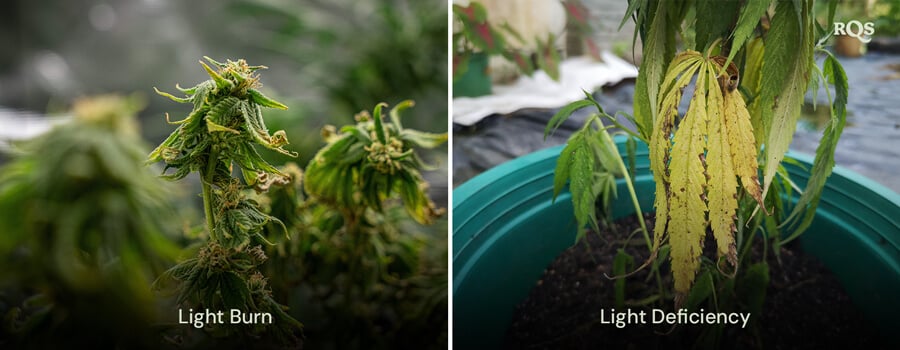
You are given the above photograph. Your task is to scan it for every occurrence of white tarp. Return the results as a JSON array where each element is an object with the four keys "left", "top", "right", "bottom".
[{"left": 453, "top": 51, "right": 638, "bottom": 126}]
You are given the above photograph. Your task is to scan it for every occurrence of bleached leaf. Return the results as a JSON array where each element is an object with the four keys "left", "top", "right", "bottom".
[
  {"left": 706, "top": 66, "right": 739, "bottom": 270},
  {"left": 723, "top": 88, "right": 765, "bottom": 211},
  {"left": 668, "top": 62, "right": 710, "bottom": 299},
  {"left": 649, "top": 51, "right": 703, "bottom": 260}
]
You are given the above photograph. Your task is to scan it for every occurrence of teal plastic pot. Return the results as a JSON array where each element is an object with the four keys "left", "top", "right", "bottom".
[
  {"left": 453, "top": 52, "right": 492, "bottom": 98},
  {"left": 453, "top": 137, "right": 900, "bottom": 348}
]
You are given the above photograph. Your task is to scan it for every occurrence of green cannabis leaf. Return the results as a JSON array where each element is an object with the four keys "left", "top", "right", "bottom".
[
  {"left": 547, "top": 90, "right": 653, "bottom": 248},
  {"left": 564, "top": 129, "right": 600, "bottom": 233},
  {"left": 759, "top": 0, "right": 815, "bottom": 198},
  {"left": 781, "top": 51, "right": 849, "bottom": 241},
  {"left": 630, "top": 0, "right": 680, "bottom": 142},
  {"left": 724, "top": 0, "right": 772, "bottom": 69}
]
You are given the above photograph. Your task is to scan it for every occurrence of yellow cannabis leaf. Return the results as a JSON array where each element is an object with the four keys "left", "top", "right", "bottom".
[
  {"left": 706, "top": 66, "right": 739, "bottom": 273},
  {"left": 724, "top": 87, "right": 766, "bottom": 211},
  {"left": 649, "top": 51, "right": 765, "bottom": 306},
  {"left": 667, "top": 62, "right": 710, "bottom": 299},
  {"left": 649, "top": 51, "right": 704, "bottom": 260}
]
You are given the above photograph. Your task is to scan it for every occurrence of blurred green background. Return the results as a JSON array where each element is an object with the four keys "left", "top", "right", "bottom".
[{"left": 0, "top": 0, "right": 447, "bottom": 171}]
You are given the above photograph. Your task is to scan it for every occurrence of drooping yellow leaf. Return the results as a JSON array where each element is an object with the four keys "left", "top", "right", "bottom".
[
  {"left": 652, "top": 51, "right": 704, "bottom": 182},
  {"left": 705, "top": 66, "right": 739, "bottom": 270},
  {"left": 650, "top": 175, "right": 670, "bottom": 261},
  {"left": 649, "top": 52, "right": 771, "bottom": 306},
  {"left": 649, "top": 51, "right": 704, "bottom": 256},
  {"left": 724, "top": 88, "right": 765, "bottom": 211},
  {"left": 667, "top": 62, "right": 710, "bottom": 300}
]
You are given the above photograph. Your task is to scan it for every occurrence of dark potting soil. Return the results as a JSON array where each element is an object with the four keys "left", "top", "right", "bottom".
[{"left": 503, "top": 213, "right": 889, "bottom": 350}]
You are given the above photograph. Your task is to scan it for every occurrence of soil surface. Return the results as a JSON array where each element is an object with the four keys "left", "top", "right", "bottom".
[{"left": 504, "top": 213, "right": 890, "bottom": 349}]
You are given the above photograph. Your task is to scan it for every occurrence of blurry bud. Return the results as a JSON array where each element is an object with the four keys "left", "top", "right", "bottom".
[
  {"left": 354, "top": 110, "right": 371, "bottom": 122},
  {"left": 321, "top": 125, "right": 337, "bottom": 140},
  {"left": 72, "top": 94, "right": 145, "bottom": 137}
]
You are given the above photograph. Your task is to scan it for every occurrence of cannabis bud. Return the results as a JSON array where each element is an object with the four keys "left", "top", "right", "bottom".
[{"left": 149, "top": 56, "right": 295, "bottom": 188}]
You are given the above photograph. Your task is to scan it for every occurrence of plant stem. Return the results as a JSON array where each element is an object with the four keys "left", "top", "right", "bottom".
[
  {"left": 598, "top": 121, "right": 649, "bottom": 247},
  {"left": 201, "top": 150, "right": 220, "bottom": 236},
  {"left": 342, "top": 208, "right": 367, "bottom": 294},
  {"left": 598, "top": 120, "right": 666, "bottom": 299},
  {"left": 600, "top": 112, "right": 646, "bottom": 143}
]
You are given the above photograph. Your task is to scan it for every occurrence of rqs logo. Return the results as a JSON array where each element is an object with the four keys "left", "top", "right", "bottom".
[{"left": 834, "top": 20, "right": 875, "bottom": 43}]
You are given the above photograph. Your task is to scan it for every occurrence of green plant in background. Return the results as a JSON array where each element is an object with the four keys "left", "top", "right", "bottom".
[
  {"left": 323, "top": 2, "right": 447, "bottom": 131},
  {"left": 0, "top": 95, "right": 181, "bottom": 348},
  {"left": 547, "top": 0, "right": 849, "bottom": 345},
  {"left": 563, "top": 0, "right": 603, "bottom": 61},
  {"left": 148, "top": 57, "right": 302, "bottom": 347},
  {"left": 257, "top": 102, "right": 447, "bottom": 349},
  {"left": 834, "top": 0, "right": 871, "bottom": 20},
  {"left": 873, "top": 0, "right": 900, "bottom": 36},
  {"left": 225, "top": 0, "right": 447, "bottom": 141},
  {"left": 453, "top": 1, "right": 562, "bottom": 81}
]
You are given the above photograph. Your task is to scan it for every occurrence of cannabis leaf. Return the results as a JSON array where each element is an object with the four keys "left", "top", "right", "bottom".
[
  {"left": 632, "top": 0, "right": 672, "bottom": 142},
  {"left": 744, "top": 37, "right": 766, "bottom": 146},
  {"left": 650, "top": 51, "right": 766, "bottom": 304},
  {"left": 650, "top": 51, "right": 704, "bottom": 259},
  {"left": 724, "top": 0, "right": 772, "bottom": 69},
  {"left": 548, "top": 93, "right": 635, "bottom": 236},
  {"left": 758, "top": 0, "right": 814, "bottom": 198},
  {"left": 666, "top": 58, "right": 710, "bottom": 299},
  {"left": 782, "top": 51, "right": 848, "bottom": 242},
  {"left": 561, "top": 129, "right": 600, "bottom": 232}
]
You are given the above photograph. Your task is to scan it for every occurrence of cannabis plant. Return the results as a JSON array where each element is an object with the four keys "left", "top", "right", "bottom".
[
  {"left": 547, "top": 0, "right": 849, "bottom": 311},
  {"left": 304, "top": 101, "right": 446, "bottom": 227},
  {"left": 258, "top": 102, "right": 448, "bottom": 349},
  {"left": 149, "top": 57, "right": 302, "bottom": 347},
  {"left": 0, "top": 95, "right": 181, "bottom": 348}
]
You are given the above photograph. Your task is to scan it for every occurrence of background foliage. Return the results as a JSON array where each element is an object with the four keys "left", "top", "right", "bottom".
[{"left": 0, "top": 96, "right": 184, "bottom": 348}]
